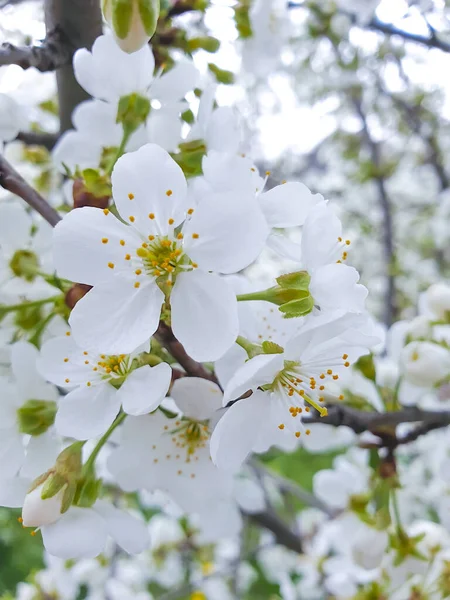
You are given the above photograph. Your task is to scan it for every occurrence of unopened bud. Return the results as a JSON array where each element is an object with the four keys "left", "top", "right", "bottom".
[
  {"left": 17, "top": 399, "right": 57, "bottom": 436},
  {"left": 9, "top": 249, "right": 40, "bottom": 281},
  {"left": 65, "top": 283, "right": 92, "bottom": 309},
  {"left": 103, "top": 0, "right": 160, "bottom": 53},
  {"left": 22, "top": 442, "right": 84, "bottom": 527}
]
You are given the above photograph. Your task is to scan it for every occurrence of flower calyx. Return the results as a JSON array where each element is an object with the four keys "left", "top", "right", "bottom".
[
  {"left": 103, "top": 0, "right": 160, "bottom": 53},
  {"left": 17, "top": 399, "right": 57, "bottom": 436}
]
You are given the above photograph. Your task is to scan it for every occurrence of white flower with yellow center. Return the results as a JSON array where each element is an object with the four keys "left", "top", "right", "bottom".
[
  {"left": 53, "top": 143, "right": 269, "bottom": 360},
  {"left": 211, "top": 312, "right": 374, "bottom": 472},
  {"left": 108, "top": 377, "right": 237, "bottom": 518},
  {"left": 38, "top": 330, "right": 172, "bottom": 440}
]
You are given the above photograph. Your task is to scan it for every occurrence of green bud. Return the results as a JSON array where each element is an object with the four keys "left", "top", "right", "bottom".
[
  {"left": 104, "top": 0, "right": 160, "bottom": 53},
  {"left": 208, "top": 63, "right": 235, "bottom": 84},
  {"left": 187, "top": 36, "right": 220, "bottom": 53},
  {"left": 354, "top": 353, "right": 376, "bottom": 382},
  {"left": 9, "top": 249, "right": 40, "bottom": 281},
  {"left": 117, "top": 93, "right": 151, "bottom": 136},
  {"left": 17, "top": 399, "right": 57, "bottom": 436},
  {"left": 74, "top": 476, "right": 102, "bottom": 508}
]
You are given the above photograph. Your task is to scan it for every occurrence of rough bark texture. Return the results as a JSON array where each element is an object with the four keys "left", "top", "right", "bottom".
[{"left": 44, "top": 0, "right": 103, "bottom": 133}]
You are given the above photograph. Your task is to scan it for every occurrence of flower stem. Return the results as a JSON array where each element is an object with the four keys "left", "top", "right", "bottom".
[
  {"left": 105, "top": 130, "right": 131, "bottom": 176},
  {"left": 0, "top": 295, "right": 61, "bottom": 314},
  {"left": 236, "top": 291, "right": 270, "bottom": 303},
  {"left": 82, "top": 412, "right": 127, "bottom": 474}
]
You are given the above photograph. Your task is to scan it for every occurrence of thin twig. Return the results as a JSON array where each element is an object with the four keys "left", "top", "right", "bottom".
[
  {"left": 16, "top": 131, "right": 58, "bottom": 151},
  {"left": 155, "top": 321, "right": 220, "bottom": 385},
  {"left": 0, "top": 153, "right": 61, "bottom": 226},
  {"left": 0, "top": 27, "right": 72, "bottom": 71}
]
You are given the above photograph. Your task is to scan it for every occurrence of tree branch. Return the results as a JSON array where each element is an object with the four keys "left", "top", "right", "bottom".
[
  {"left": 155, "top": 321, "right": 220, "bottom": 385},
  {"left": 44, "top": 0, "right": 103, "bottom": 133},
  {"left": 0, "top": 27, "right": 72, "bottom": 71},
  {"left": 248, "top": 509, "right": 303, "bottom": 553},
  {"left": 305, "top": 404, "right": 450, "bottom": 437},
  {"left": 288, "top": 2, "right": 450, "bottom": 53},
  {"left": 16, "top": 131, "right": 58, "bottom": 151},
  {"left": 0, "top": 153, "right": 61, "bottom": 226}
]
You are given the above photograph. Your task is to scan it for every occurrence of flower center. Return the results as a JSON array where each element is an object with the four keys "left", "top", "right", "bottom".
[
  {"left": 96, "top": 353, "right": 132, "bottom": 382},
  {"left": 169, "top": 419, "right": 209, "bottom": 461}
]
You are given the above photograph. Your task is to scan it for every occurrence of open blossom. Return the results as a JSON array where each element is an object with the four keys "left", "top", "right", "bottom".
[
  {"left": 211, "top": 311, "right": 374, "bottom": 472},
  {"left": 108, "top": 377, "right": 240, "bottom": 526},
  {"left": 53, "top": 143, "right": 268, "bottom": 360},
  {"left": 400, "top": 340, "right": 450, "bottom": 387},
  {"left": 38, "top": 332, "right": 172, "bottom": 440}
]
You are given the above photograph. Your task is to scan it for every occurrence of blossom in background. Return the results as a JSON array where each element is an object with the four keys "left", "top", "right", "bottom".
[{"left": 53, "top": 143, "right": 269, "bottom": 360}]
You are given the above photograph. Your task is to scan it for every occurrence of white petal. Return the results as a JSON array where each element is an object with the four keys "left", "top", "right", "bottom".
[
  {"left": 52, "top": 130, "right": 102, "bottom": 172},
  {"left": 0, "top": 477, "right": 29, "bottom": 507},
  {"left": 111, "top": 143, "right": 187, "bottom": 236},
  {"left": 259, "top": 182, "right": 323, "bottom": 228},
  {"left": 38, "top": 335, "right": 91, "bottom": 388},
  {"left": 301, "top": 202, "right": 342, "bottom": 269},
  {"left": 12, "top": 341, "right": 58, "bottom": 401},
  {"left": 313, "top": 470, "right": 348, "bottom": 509},
  {"left": 42, "top": 507, "right": 107, "bottom": 559},
  {"left": 202, "top": 151, "right": 264, "bottom": 195},
  {"left": 55, "top": 384, "right": 121, "bottom": 440},
  {"left": 183, "top": 191, "right": 269, "bottom": 273},
  {"left": 310, "top": 264, "right": 368, "bottom": 312},
  {"left": 223, "top": 353, "right": 284, "bottom": 404},
  {"left": 210, "top": 391, "right": 266, "bottom": 472},
  {"left": 151, "top": 61, "right": 198, "bottom": 102},
  {"left": 146, "top": 108, "right": 182, "bottom": 152},
  {"left": 118, "top": 363, "right": 171, "bottom": 416},
  {"left": 171, "top": 271, "right": 238, "bottom": 362},
  {"left": 266, "top": 233, "right": 302, "bottom": 261},
  {"left": 171, "top": 377, "right": 223, "bottom": 420},
  {"left": 69, "top": 276, "right": 164, "bottom": 354},
  {"left": 0, "top": 430, "right": 26, "bottom": 478},
  {"left": 94, "top": 501, "right": 149, "bottom": 554},
  {"left": 53, "top": 207, "right": 139, "bottom": 285},
  {"left": 215, "top": 344, "right": 248, "bottom": 390},
  {"left": 205, "top": 107, "right": 241, "bottom": 153},
  {"left": 74, "top": 34, "right": 154, "bottom": 101},
  {"left": 0, "top": 202, "right": 32, "bottom": 254}
]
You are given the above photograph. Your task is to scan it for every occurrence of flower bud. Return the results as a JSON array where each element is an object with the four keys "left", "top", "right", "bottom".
[
  {"left": 103, "top": 0, "right": 160, "bottom": 54},
  {"left": 9, "top": 249, "right": 39, "bottom": 281},
  {"left": 426, "top": 283, "right": 450, "bottom": 321},
  {"left": 17, "top": 399, "right": 57, "bottom": 436},
  {"left": 22, "top": 442, "right": 84, "bottom": 527},
  {"left": 400, "top": 341, "right": 450, "bottom": 387},
  {"left": 22, "top": 482, "right": 68, "bottom": 528},
  {"left": 73, "top": 178, "right": 110, "bottom": 209}
]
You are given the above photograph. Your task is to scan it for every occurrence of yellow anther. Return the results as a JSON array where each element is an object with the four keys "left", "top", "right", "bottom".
[
  {"left": 65, "top": 378, "right": 70, "bottom": 383},
  {"left": 295, "top": 431, "right": 301, "bottom": 438},
  {"left": 251, "top": 167, "right": 256, "bottom": 172},
  {"left": 345, "top": 239, "right": 351, "bottom": 245},
  {"left": 64, "top": 357, "right": 69, "bottom": 363},
  {"left": 84, "top": 360, "right": 89, "bottom": 365},
  {"left": 265, "top": 170, "right": 271, "bottom": 176},
  {"left": 319, "top": 385, "right": 324, "bottom": 391},
  {"left": 129, "top": 216, "right": 135, "bottom": 223},
  {"left": 148, "top": 235, "right": 155, "bottom": 241},
  {"left": 327, "top": 369, "right": 333, "bottom": 375},
  {"left": 125, "top": 254, "right": 131, "bottom": 260},
  {"left": 278, "top": 424, "right": 285, "bottom": 430},
  {"left": 166, "top": 189, "right": 173, "bottom": 196},
  {"left": 83, "top": 351, "right": 88, "bottom": 355},
  {"left": 192, "top": 233, "right": 199, "bottom": 239},
  {"left": 187, "top": 208, "right": 194, "bottom": 215},
  {"left": 135, "top": 269, "right": 142, "bottom": 275},
  {"left": 338, "top": 236, "right": 342, "bottom": 242},
  {"left": 102, "top": 238, "right": 108, "bottom": 244},
  {"left": 108, "top": 262, "right": 115, "bottom": 269},
  {"left": 281, "top": 179, "right": 287, "bottom": 184},
  {"left": 320, "top": 373, "right": 325, "bottom": 379},
  {"left": 65, "top": 331, "right": 71, "bottom": 336},
  {"left": 134, "top": 282, "right": 140, "bottom": 288},
  {"left": 339, "top": 394, "right": 345, "bottom": 400},
  {"left": 344, "top": 362, "right": 350, "bottom": 367},
  {"left": 177, "top": 233, "right": 183, "bottom": 240},
  {"left": 128, "top": 193, "right": 134, "bottom": 200},
  {"left": 103, "top": 208, "right": 109, "bottom": 215},
  {"left": 306, "top": 429, "right": 311, "bottom": 435},
  {"left": 87, "top": 382, "right": 91, "bottom": 387},
  {"left": 168, "top": 218, "right": 174, "bottom": 225},
  {"left": 342, "top": 354, "right": 348, "bottom": 360},
  {"left": 333, "top": 374, "right": 339, "bottom": 380},
  {"left": 149, "top": 213, "right": 155, "bottom": 219}
]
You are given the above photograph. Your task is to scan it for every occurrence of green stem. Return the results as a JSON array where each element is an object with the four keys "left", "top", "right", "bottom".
[
  {"left": 0, "top": 295, "right": 61, "bottom": 314},
  {"left": 391, "top": 489, "right": 407, "bottom": 538},
  {"left": 82, "top": 412, "right": 127, "bottom": 474},
  {"left": 105, "top": 130, "right": 131, "bottom": 176},
  {"left": 237, "top": 291, "right": 271, "bottom": 303}
]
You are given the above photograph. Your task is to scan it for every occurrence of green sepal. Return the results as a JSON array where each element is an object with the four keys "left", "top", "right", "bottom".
[
  {"left": 138, "top": 0, "right": 159, "bottom": 36},
  {"left": 74, "top": 477, "right": 102, "bottom": 508},
  {"left": 82, "top": 168, "right": 112, "bottom": 197},
  {"left": 112, "top": 0, "right": 133, "bottom": 39},
  {"left": 354, "top": 353, "right": 376, "bottom": 382},
  {"left": 261, "top": 341, "right": 284, "bottom": 355},
  {"left": 188, "top": 36, "right": 220, "bottom": 52},
  {"left": 17, "top": 399, "right": 57, "bottom": 436},
  {"left": 276, "top": 271, "right": 310, "bottom": 291},
  {"left": 9, "top": 250, "right": 40, "bottom": 281},
  {"left": 279, "top": 295, "right": 314, "bottom": 318},
  {"left": 117, "top": 93, "right": 151, "bottom": 136},
  {"left": 40, "top": 473, "right": 66, "bottom": 500}
]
